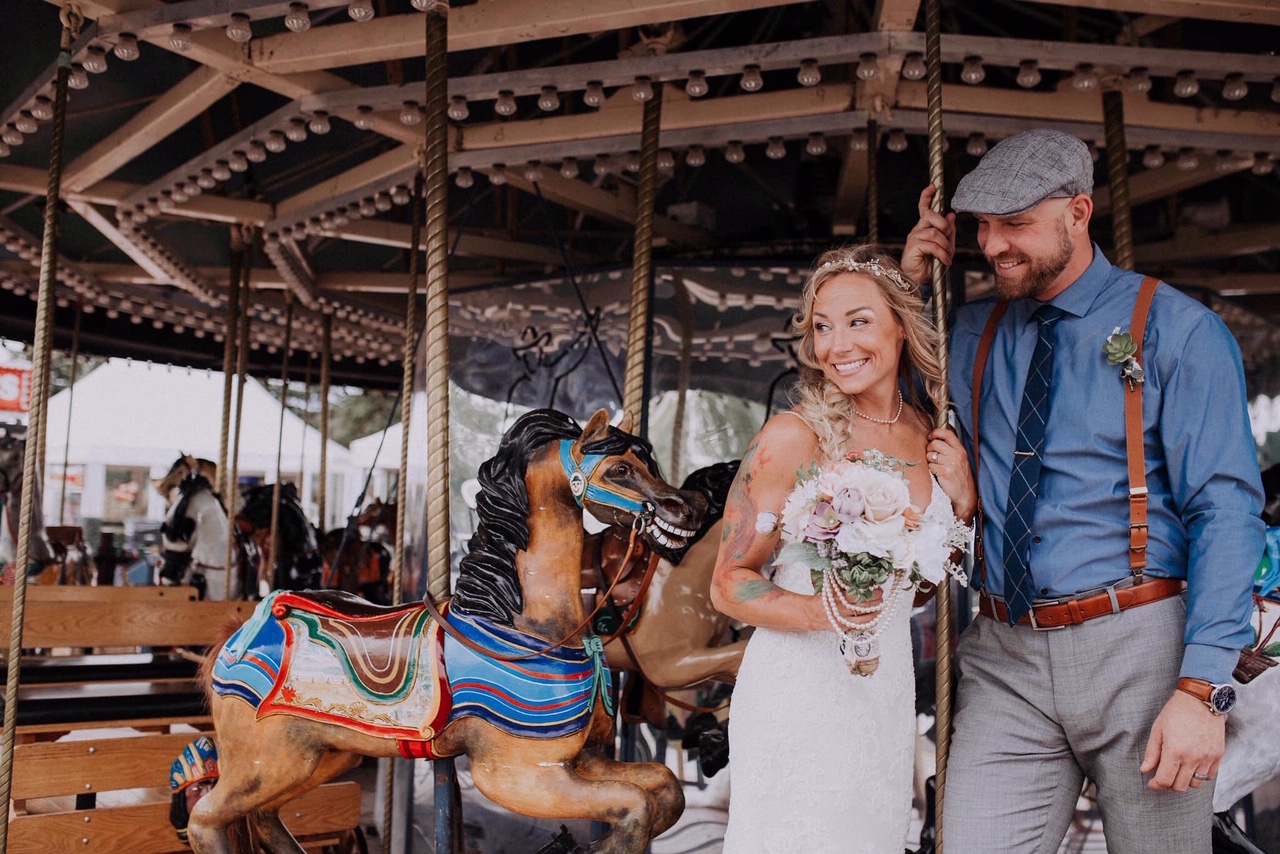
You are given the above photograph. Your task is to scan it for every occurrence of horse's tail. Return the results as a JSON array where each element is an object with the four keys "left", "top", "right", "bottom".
[{"left": 199, "top": 620, "right": 241, "bottom": 711}]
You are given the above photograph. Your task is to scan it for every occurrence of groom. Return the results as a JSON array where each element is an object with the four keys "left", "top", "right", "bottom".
[{"left": 901, "top": 129, "right": 1264, "bottom": 851}]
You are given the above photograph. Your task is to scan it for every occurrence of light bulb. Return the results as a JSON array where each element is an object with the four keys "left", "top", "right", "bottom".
[
  {"left": 854, "top": 54, "right": 877, "bottom": 82},
  {"left": 285, "top": 3, "right": 311, "bottom": 32},
  {"left": 308, "top": 111, "right": 331, "bottom": 134},
  {"left": 447, "top": 96, "right": 469, "bottom": 121},
  {"left": 805, "top": 132, "right": 827, "bottom": 157},
  {"left": 142, "top": 198, "right": 160, "bottom": 216},
  {"left": 524, "top": 161, "right": 545, "bottom": 182},
  {"left": 657, "top": 149, "right": 675, "bottom": 171},
  {"left": 583, "top": 81, "right": 605, "bottom": 108},
  {"left": 114, "top": 33, "right": 139, "bottom": 61},
  {"left": 901, "top": 53, "right": 926, "bottom": 81},
  {"left": 212, "top": 160, "right": 232, "bottom": 181},
  {"left": 724, "top": 141, "right": 746, "bottom": 164},
  {"left": 850, "top": 128, "right": 868, "bottom": 151},
  {"left": 494, "top": 90, "right": 517, "bottom": 116},
  {"left": 2, "top": 126, "right": 23, "bottom": 147},
  {"left": 1222, "top": 73, "right": 1248, "bottom": 101},
  {"left": 966, "top": 132, "right": 987, "bottom": 157},
  {"left": 359, "top": 197, "right": 376, "bottom": 216},
  {"left": 454, "top": 167, "right": 474, "bottom": 188},
  {"left": 158, "top": 192, "right": 175, "bottom": 212},
  {"left": 594, "top": 154, "right": 614, "bottom": 175},
  {"left": 632, "top": 76, "right": 654, "bottom": 102},
  {"left": 1174, "top": 70, "right": 1200, "bottom": 98},
  {"left": 799, "top": 59, "right": 822, "bottom": 86},
  {"left": 83, "top": 46, "right": 108, "bottom": 74},
  {"left": 1253, "top": 154, "right": 1275, "bottom": 176},
  {"left": 347, "top": 0, "right": 375, "bottom": 22},
  {"left": 961, "top": 56, "right": 985, "bottom": 85},
  {"left": 489, "top": 166, "right": 507, "bottom": 185},
  {"left": 1176, "top": 148, "right": 1200, "bottom": 170},
  {"left": 1215, "top": 150, "right": 1242, "bottom": 173},
  {"left": 625, "top": 151, "right": 640, "bottom": 172},
  {"left": 30, "top": 97, "right": 53, "bottom": 121},
  {"left": 559, "top": 158, "right": 579, "bottom": 179},
  {"left": 374, "top": 192, "right": 392, "bottom": 212},
  {"left": 1016, "top": 59, "right": 1041, "bottom": 88},
  {"left": 184, "top": 175, "right": 201, "bottom": 196},
  {"left": 538, "top": 86, "right": 560, "bottom": 112},
  {"left": 766, "top": 137, "right": 786, "bottom": 160},
  {"left": 739, "top": 64, "right": 763, "bottom": 92},
  {"left": 1142, "top": 145, "right": 1165, "bottom": 169},
  {"left": 246, "top": 140, "right": 267, "bottom": 162},
  {"left": 333, "top": 207, "right": 350, "bottom": 227},
  {"left": 1125, "top": 67, "right": 1152, "bottom": 94},
  {"left": 68, "top": 65, "right": 89, "bottom": 90},
  {"left": 266, "top": 130, "right": 287, "bottom": 152},
  {"left": 887, "top": 129, "right": 909, "bottom": 153},
  {"left": 354, "top": 105, "right": 374, "bottom": 130},
  {"left": 686, "top": 70, "right": 708, "bottom": 98},
  {"left": 171, "top": 184, "right": 190, "bottom": 204},
  {"left": 228, "top": 151, "right": 249, "bottom": 172},
  {"left": 1071, "top": 63, "right": 1099, "bottom": 92},
  {"left": 14, "top": 112, "right": 37, "bottom": 135},
  {"left": 170, "top": 23, "right": 193, "bottom": 51},
  {"left": 285, "top": 118, "right": 308, "bottom": 142},
  {"left": 197, "top": 169, "right": 217, "bottom": 189},
  {"left": 226, "top": 13, "right": 252, "bottom": 43},
  {"left": 400, "top": 101, "right": 421, "bottom": 125},
  {"left": 685, "top": 145, "right": 705, "bottom": 167}
]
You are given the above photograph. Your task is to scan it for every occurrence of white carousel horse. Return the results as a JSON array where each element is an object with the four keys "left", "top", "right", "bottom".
[{"left": 159, "top": 459, "right": 234, "bottom": 601}]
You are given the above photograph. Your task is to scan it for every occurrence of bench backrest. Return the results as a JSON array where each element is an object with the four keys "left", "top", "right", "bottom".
[{"left": 0, "top": 597, "right": 252, "bottom": 650}]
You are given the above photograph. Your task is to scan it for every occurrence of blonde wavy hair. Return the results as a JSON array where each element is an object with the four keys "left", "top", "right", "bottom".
[{"left": 789, "top": 245, "right": 947, "bottom": 463}]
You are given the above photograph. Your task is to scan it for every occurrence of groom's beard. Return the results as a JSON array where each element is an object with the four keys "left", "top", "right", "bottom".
[{"left": 987, "top": 219, "right": 1073, "bottom": 302}]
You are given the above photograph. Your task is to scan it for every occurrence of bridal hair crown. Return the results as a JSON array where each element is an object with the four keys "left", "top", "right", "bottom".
[{"left": 815, "top": 259, "right": 916, "bottom": 293}]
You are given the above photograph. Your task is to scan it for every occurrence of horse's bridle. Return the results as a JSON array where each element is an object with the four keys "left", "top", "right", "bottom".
[{"left": 558, "top": 439, "right": 651, "bottom": 518}]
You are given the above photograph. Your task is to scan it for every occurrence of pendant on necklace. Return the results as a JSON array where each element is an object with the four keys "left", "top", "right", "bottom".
[{"left": 840, "top": 631, "right": 881, "bottom": 677}]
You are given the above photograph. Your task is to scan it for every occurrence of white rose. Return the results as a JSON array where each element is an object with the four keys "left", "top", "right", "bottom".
[
  {"left": 780, "top": 478, "right": 820, "bottom": 541},
  {"left": 911, "top": 519, "right": 950, "bottom": 584}
]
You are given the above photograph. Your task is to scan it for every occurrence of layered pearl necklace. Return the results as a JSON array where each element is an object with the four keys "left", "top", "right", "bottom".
[
  {"left": 851, "top": 390, "right": 903, "bottom": 425},
  {"left": 819, "top": 567, "right": 910, "bottom": 677}
]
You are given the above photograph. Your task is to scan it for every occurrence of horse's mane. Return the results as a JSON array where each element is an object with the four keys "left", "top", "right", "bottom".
[{"left": 676, "top": 460, "right": 740, "bottom": 555}]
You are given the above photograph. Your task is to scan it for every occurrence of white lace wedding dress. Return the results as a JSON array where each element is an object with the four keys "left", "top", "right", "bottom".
[{"left": 723, "top": 475, "right": 952, "bottom": 854}]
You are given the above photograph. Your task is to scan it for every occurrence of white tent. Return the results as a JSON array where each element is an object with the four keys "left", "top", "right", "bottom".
[{"left": 42, "top": 359, "right": 352, "bottom": 526}]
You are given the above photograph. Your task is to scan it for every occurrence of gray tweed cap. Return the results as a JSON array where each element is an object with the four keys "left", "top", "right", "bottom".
[{"left": 951, "top": 129, "right": 1095, "bottom": 216}]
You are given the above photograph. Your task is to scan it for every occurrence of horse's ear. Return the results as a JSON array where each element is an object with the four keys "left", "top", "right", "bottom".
[
  {"left": 617, "top": 410, "right": 634, "bottom": 433},
  {"left": 579, "top": 409, "right": 612, "bottom": 445},
  {"left": 182, "top": 453, "right": 199, "bottom": 474}
]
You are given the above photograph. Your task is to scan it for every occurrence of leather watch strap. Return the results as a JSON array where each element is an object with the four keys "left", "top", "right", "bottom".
[{"left": 1177, "top": 677, "right": 1213, "bottom": 703}]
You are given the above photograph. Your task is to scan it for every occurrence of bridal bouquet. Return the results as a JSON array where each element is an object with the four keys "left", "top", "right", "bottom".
[{"left": 775, "top": 450, "right": 970, "bottom": 676}]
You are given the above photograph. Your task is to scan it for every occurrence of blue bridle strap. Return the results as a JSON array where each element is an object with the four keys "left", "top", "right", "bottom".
[{"left": 558, "top": 440, "right": 648, "bottom": 516}]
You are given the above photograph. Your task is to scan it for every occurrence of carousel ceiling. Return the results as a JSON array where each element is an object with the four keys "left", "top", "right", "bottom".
[{"left": 0, "top": 0, "right": 1278, "bottom": 396}]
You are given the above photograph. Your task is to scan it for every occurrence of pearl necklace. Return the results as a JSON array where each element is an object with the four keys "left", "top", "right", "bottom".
[
  {"left": 851, "top": 390, "right": 903, "bottom": 425},
  {"left": 818, "top": 568, "right": 909, "bottom": 677}
]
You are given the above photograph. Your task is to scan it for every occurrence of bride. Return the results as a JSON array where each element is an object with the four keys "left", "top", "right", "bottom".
[{"left": 711, "top": 246, "right": 976, "bottom": 853}]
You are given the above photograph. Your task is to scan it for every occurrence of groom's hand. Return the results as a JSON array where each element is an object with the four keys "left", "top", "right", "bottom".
[{"left": 1140, "top": 690, "right": 1225, "bottom": 792}]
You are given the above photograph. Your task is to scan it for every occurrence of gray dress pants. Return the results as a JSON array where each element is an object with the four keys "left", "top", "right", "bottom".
[{"left": 944, "top": 594, "right": 1214, "bottom": 853}]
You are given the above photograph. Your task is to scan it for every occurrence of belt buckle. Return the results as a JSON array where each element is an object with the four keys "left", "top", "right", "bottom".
[{"left": 1028, "top": 606, "right": 1065, "bottom": 631}]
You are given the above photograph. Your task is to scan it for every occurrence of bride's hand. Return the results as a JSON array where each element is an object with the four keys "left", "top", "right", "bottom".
[
  {"left": 809, "top": 584, "right": 884, "bottom": 633},
  {"left": 926, "top": 428, "right": 977, "bottom": 524}
]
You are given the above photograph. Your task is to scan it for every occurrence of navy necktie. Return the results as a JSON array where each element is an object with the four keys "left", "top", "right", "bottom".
[{"left": 1001, "top": 304, "right": 1066, "bottom": 624}]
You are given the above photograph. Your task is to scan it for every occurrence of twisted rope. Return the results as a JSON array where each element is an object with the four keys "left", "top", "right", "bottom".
[
  {"left": 318, "top": 314, "right": 332, "bottom": 530},
  {"left": 268, "top": 299, "right": 294, "bottom": 592},
  {"left": 866, "top": 120, "right": 879, "bottom": 244},
  {"left": 623, "top": 84, "right": 663, "bottom": 421},
  {"left": 1103, "top": 89, "right": 1134, "bottom": 272},
  {"left": 218, "top": 229, "right": 245, "bottom": 501},
  {"left": 57, "top": 303, "right": 81, "bottom": 524},
  {"left": 227, "top": 241, "right": 254, "bottom": 599},
  {"left": 0, "top": 9, "right": 79, "bottom": 849}
]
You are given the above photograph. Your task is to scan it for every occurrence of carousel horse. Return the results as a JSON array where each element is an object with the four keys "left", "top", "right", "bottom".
[
  {"left": 234, "top": 482, "right": 323, "bottom": 593},
  {"left": 319, "top": 499, "right": 393, "bottom": 604},
  {"left": 154, "top": 454, "right": 218, "bottom": 506},
  {"left": 158, "top": 463, "right": 244, "bottom": 601},
  {"left": 190, "top": 409, "right": 706, "bottom": 854},
  {"left": 0, "top": 424, "right": 91, "bottom": 585}
]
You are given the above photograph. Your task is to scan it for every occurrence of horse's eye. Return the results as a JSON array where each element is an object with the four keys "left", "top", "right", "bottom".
[{"left": 610, "top": 462, "right": 631, "bottom": 478}]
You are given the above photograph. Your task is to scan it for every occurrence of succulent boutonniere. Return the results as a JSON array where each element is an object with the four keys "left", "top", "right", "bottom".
[{"left": 1102, "top": 327, "right": 1145, "bottom": 387}]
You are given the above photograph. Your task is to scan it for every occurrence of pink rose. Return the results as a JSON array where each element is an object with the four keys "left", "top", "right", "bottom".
[{"left": 803, "top": 501, "right": 841, "bottom": 541}]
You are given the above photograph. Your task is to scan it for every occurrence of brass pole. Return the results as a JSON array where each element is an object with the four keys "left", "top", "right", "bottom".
[
  {"left": 924, "top": 0, "right": 954, "bottom": 847},
  {"left": 299, "top": 354, "right": 311, "bottom": 510},
  {"left": 227, "top": 240, "right": 254, "bottom": 599},
  {"left": 218, "top": 229, "right": 245, "bottom": 500},
  {"left": 268, "top": 298, "right": 294, "bottom": 592},
  {"left": 1103, "top": 90, "right": 1135, "bottom": 271},
  {"left": 670, "top": 279, "right": 694, "bottom": 482},
  {"left": 57, "top": 303, "right": 81, "bottom": 524},
  {"left": 318, "top": 315, "right": 332, "bottom": 531},
  {"left": 623, "top": 84, "right": 663, "bottom": 422},
  {"left": 866, "top": 120, "right": 879, "bottom": 245},
  {"left": 0, "top": 7, "right": 81, "bottom": 848}
]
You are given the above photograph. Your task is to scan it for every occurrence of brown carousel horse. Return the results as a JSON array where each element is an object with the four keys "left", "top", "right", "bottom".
[
  {"left": 234, "top": 482, "right": 323, "bottom": 594},
  {"left": 0, "top": 424, "right": 93, "bottom": 585},
  {"left": 191, "top": 409, "right": 705, "bottom": 854},
  {"left": 319, "top": 499, "right": 393, "bottom": 604}
]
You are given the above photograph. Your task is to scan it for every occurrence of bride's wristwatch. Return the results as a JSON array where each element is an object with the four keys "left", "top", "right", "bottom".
[{"left": 1177, "top": 677, "right": 1237, "bottom": 716}]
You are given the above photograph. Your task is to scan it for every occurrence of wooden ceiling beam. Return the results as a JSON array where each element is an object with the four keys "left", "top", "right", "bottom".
[
  {"left": 1093, "top": 157, "right": 1250, "bottom": 213},
  {"left": 333, "top": 220, "right": 566, "bottom": 265},
  {"left": 1134, "top": 222, "right": 1280, "bottom": 265},
  {"left": 1162, "top": 270, "right": 1280, "bottom": 296},
  {"left": 1016, "top": 0, "right": 1280, "bottom": 27}
]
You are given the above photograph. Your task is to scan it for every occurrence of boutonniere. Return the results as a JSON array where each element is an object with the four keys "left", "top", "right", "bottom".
[{"left": 1102, "top": 327, "right": 1145, "bottom": 387}]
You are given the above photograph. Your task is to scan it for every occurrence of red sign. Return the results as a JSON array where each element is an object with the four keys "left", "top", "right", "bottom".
[{"left": 0, "top": 366, "right": 31, "bottom": 413}]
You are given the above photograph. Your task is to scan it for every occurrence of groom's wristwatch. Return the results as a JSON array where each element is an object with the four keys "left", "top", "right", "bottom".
[{"left": 1177, "top": 677, "right": 1237, "bottom": 715}]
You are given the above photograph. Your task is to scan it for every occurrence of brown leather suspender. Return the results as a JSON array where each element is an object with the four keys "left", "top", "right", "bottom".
[{"left": 971, "top": 275, "right": 1161, "bottom": 588}]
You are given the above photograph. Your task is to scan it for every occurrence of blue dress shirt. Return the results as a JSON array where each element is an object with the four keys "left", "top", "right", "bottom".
[{"left": 950, "top": 246, "right": 1265, "bottom": 683}]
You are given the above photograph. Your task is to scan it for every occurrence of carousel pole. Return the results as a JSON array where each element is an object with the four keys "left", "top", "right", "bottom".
[
  {"left": 419, "top": 4, "right": 455, "bottom": 853},
  {"left": 866, "top": 120, "right": 879, "bottom": 245},
  {"left": 57, "top": 302, "right": 82, "bottom": 524},
  {"left": 218, "top": 228, "right": 246, "bottom": 500},
  {"left": 1102, "top": 90, "right": 1135, "bottom": 271},
  {"left": 268, "top": 298, "right": 294, "bottom": 592},
  {"left": 923, "top": 0, "right": 954, "bottom": 849},
  {"left": 299, "top": 354, "right": 311, "bottom": 512},
  {"left": 622, "top": 82, "right": 663, "bottom": 423},
  {"left": 227, "top": 239, "right": 254, "bottom": 599},
  {"left": 0, "top": 6, "right": 82, "bottom": 849},
  {"left": 318, "top": 315, "right": 332, "bottom": 531}
]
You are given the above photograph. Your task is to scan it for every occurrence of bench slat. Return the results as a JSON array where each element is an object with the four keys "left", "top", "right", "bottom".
[
  {"left": 13, "top": 732, "right": 202, "bottom": 799},
  {"left": 0, "top": 599, "right": 251, "bottom": 649},
  {"left": 7, "top": 781, "right": 362, "bottom": 854},
  {"left": 0, "top": 586, "right": 201, "bottom": 603}
]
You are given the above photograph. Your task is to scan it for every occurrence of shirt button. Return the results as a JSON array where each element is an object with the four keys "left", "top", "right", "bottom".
[
  {"left": 1033, "top": 536, "right": 1042, "bottom": 543},
  {"left": 1040, "top": 587, "right": 1050, "bottom": 595}
]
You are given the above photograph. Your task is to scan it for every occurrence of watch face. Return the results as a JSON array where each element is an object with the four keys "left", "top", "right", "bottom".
[{"left": 1210, "top": 684, "right": 1237, "bottom": 714}]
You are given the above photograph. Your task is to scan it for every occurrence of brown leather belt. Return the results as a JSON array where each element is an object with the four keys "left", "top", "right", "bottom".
[{"left": 978, "top": 577, "right": 1184, "bottom": 630}]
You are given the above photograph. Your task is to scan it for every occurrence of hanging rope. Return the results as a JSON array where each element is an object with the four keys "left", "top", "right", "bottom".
[
  {"left": 299, "top": 353, "right": 312, "bottom": 504},
  {"left": 1103, "top": 89, "right": 1135, "bottom": 271},
  {"left": 670, "top": 279, "right": 694, "bottom": 482},
  {"left": 318, "top": 314, "right": 332, "bottom": 531},
  {"left": 57, "top": 303, "right": 81, "bottom": 524},
  {"left": 268, "top": 298, "right": 294, "bottom": 592},
  {"left": 227, "top": 236, "right": 255, "bottom": 599},
  {"left": 218, "top": 228, "right": 246, "bottom": 500},
  {"left": 866, "top": 120, "right": 880, "bottom": 244},
  {"left": 0, "top": 7, "right": 81, "bottom": 850},
  {"left": 923, "top": 0, "right": 955, "bottom": 847},
  {"left": 622, "top": 84, "right": 663, "bottom": 423}
]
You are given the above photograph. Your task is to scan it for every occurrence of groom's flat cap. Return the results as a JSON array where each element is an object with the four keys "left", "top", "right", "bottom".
[{"left": 951, "top": 129, "right": 1095, "bottom": 216}]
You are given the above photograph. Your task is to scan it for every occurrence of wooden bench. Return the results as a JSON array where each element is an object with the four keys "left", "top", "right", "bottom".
[{"left": 9, "top": 732, "right": 364, "bottom": 853}]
